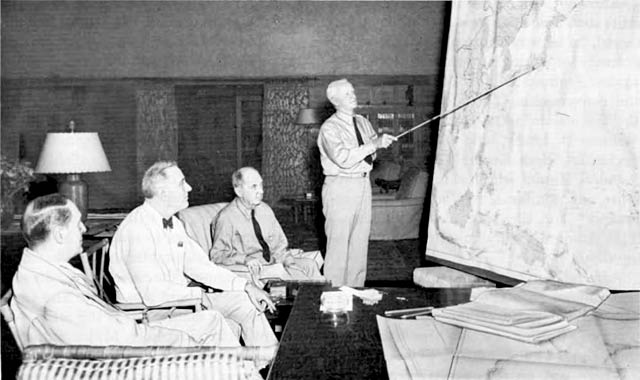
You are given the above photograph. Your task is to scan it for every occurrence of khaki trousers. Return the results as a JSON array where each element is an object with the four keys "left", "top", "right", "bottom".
[{"left": 322, "top": 175, "right": 372, "bottom": 287}]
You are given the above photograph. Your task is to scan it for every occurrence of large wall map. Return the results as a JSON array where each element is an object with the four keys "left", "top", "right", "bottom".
[{"left": 426, "top": 0, "right": 640, "bottom": 290}]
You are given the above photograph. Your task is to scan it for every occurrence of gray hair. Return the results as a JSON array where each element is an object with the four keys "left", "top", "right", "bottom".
[
  {"left": 326, "top": 78, "right": 351, "bottom": 106},
  {"left": 141, "top": 161, "right": 178, "bottom": 198},
  {"left": 21, "top": 194, "right": 72, "bottom": 247}
]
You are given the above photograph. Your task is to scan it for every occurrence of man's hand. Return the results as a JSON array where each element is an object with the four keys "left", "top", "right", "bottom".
[
  {"left": 245, "top": 258, "right": 263, "bottom": 276},
  {"left": 282, "top": 255, "right": 304, "bottom": 273},
  {"left": 282, "top": 255, "right": 296, "bottom": 268},
  {"left": 244, "top": 283, "right": 276, "bottom": 313},
  {"left": 373, "top": 134, "right": 397, "bottom": 149}
]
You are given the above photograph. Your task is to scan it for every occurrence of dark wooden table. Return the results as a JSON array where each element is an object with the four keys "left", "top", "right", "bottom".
[{"left": 267, "top": 284, "right": 471, "bottom": 380}]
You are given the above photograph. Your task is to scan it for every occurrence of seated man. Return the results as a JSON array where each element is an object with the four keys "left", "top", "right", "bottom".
[
  {"left": 109, "top": 161, "right": 277, "bottom": 348},
  {"left": 210, "top": 167, "right": 324, "bottom": 284},
  {"left": 11, "top": 194, "right": 239, "bottom": 347}
]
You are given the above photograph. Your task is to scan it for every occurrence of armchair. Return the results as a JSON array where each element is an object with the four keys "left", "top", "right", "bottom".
[
  {"left": 370, "top": 168, "right": 429, "bottom": 240},
  {"left": 176, "top": 203, "right": 263, "bottom": 286},
  {"left": 177, "top": 202, "right": 229, "bottom": 254}
]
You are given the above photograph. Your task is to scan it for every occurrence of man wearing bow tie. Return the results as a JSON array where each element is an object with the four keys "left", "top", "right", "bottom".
[
  {"left": 109, "top": 161, "right": 277, "bottom": 348},
  {"left": 11, "top": 194, "right": 240, "bottom": 348}
]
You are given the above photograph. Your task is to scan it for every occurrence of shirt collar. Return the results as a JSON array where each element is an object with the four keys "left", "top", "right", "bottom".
[
  {"left": 335, "top": 110, "right": 356, "bottom": 125},
  {"left": 142, "top": 199, "right": 173, "bottom": 228},
  {"left": 233, "top": 197, "right": 262, "bottom": 220},
  {"left": 20, "top": 247, "right": 74, "bottom": 279}
]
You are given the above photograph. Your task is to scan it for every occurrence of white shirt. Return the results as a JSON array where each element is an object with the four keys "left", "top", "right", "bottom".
[
  {"left": 317, "top": 112, "right": 378, "bottom": 176},
  {"left": 109, "top": 200, "right": 247, "bottom": 305}
]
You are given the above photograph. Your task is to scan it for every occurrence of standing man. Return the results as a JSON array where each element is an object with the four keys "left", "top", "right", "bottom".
[
  {"left": 11, "top": 194, "right": 239, "bottom": 347},
  {"left": 109, "top": 161, "right": 277, "bottom": 348},
  {"left": 210, "top": 167, "right": 324, "bottom": 282},
  {"left": 317, "top": 79, "right": 396, "bottom": 287}
]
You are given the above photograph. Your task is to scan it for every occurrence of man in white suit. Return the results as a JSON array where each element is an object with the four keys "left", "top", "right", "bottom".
[
  {"left": 109, "top": 161, "right": 277, "bottom": 348},
  {"left": 10, "top": 193, "right": 240, "bottom": 348}
]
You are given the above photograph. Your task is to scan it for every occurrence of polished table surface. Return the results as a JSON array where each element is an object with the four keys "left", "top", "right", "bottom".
[{"left": 267, "top": 284, "right": 471, "bottom": 380}]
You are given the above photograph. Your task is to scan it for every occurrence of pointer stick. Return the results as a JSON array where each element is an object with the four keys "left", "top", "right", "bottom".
[{"left": 395, "top": 66, "right": 538, "bottom": 139}]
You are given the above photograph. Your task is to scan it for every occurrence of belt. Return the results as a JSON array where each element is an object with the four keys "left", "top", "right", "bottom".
[{"left": 332, "top": 172, "right": 369, "bottom": 178}]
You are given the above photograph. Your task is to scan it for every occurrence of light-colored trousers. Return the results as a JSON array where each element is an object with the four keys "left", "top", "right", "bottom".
[
  {"left": 150, "top": 309, "right": 240, "bottom": 347},
  {"left": 203, "top": 291, "right": 278, "bottom": 347},
  {"left": 322, "top": 175, "right": 372, "bottom": 287}
]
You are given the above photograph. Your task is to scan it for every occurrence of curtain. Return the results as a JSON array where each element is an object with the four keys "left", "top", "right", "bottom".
[
  {"left": 262, "top": 82, "right": 309, "bottom": 203},
  {"left": 135, "top": 85, "right": 179, "bottom": 198}
]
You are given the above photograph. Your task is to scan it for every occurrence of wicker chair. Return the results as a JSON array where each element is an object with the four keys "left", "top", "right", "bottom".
[
  {"left": 80, "top": 238, "right": 202, "bottom": 322},
  {"left": 17, "top": 344, "right": 277, "bottom": 380},
  {"left": 1, "top": 289, "right": 24, "bottom": 351}
]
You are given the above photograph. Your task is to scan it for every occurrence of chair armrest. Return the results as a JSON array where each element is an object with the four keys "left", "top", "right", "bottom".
[
  {"left": 152, "top": 298, "right": 202, "bottom": 309},
  {"left": 116, "top": 298, "right": 201, "bottom": 311},
  {"left": 20, "top": 344, "right": 278, "bottom": 380},
  {"left": 23, "top": 344, "right": 277, "bottom": 361}
]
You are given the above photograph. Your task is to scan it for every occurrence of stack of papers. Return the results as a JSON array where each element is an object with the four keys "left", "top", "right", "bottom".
[
  {"left": 432, "top": 280, "right": 610, "bottom": 343},
  {"left": 339, "top": 286, "right": 383, "bottom": 305},
  {"left": 377, "top": 291, "right": 640, "bottom": 380}
]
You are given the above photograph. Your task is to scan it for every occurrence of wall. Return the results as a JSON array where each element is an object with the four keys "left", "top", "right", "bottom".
[
  {"left": 1, "top": 1, "right": 449, "bottom": 209},
  {"left": 1, "top": 1, "right": 446, "bottom": 78}
]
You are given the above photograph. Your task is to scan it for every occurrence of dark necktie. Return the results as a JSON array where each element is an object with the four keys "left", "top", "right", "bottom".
[
  {"left": 353, "top": 116, "right": 373, "bottom": 165},
  {"left": 251, "top": 209, "right": 271, "bottom": 263},
  {"left": 162, "top": 217, "right": 173, "bottom": 229}
]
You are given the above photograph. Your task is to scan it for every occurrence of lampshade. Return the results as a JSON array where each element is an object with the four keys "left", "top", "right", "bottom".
[
  {"left": 36, "top": 132, "right": 111, "bottom": 174},
  {"left": 296, "top": 108, "right": 322, "bottom": 125}
]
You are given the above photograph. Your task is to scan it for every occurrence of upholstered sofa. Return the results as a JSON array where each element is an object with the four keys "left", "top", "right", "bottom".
[
  {"left": 370, "top": 165, "right": 429, "bottom": 240},
  {"left": 177, "top": 202, "right": 228, "bottom": 253}
]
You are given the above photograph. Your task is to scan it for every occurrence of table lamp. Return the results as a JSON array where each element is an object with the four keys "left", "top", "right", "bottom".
[
  {"left": 35, "top": 121, "right": 111, "bottom": 221},
  {"left": 296, "top": 108, "right": 322, "bottom": 126}
]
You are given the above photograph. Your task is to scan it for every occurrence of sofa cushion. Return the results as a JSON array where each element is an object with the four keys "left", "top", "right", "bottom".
[
  {"left": 371, "top": 161, "right": 402, "bottom": 182},
  {"left": 176, "top": 203, "right": 228, "bottom": 253},
  {"left": 395, "top": 169, "right": 429, "bottom": 199}
]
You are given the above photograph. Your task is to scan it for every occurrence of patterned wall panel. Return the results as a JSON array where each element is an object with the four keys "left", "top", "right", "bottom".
[
  {"left": 135, "top": 86, "right": 179, "bottom": 198},
  {"left": 262, "top": 82, "right": 309, "bottom": 203}
]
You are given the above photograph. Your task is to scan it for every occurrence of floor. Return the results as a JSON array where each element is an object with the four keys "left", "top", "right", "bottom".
[
  {"left": 274, "top": 202, "right": 427, "bottom": 287},
  {"left": 1, "top": 204, "right": 428, "bottom": 378}
]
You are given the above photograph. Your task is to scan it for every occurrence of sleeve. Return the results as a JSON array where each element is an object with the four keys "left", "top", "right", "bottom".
[
  {"left": 266, "top": 208, "right": 290, "bottom": 263},
  {"left": 362, "top": 117, "right": 378, "bottom": 161},
  {"left": 318, "top": 120, "right": 377, "bottom": 169},
  {"left": 44, "top": 292, "right": 196, "bottom": 347},
  {"left": 117, "top": 226, "right": 201, "bottom": 305},
  {"left": 184, "top": 237, "right": 248, "bottom": 291},
  {"left": 209, "top": 213, "right": 243, "bottom": 265}
]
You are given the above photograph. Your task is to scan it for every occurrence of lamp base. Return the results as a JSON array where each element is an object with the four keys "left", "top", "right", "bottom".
[{"left": 59, "top": 174, "right": 88, "bottom": 222}]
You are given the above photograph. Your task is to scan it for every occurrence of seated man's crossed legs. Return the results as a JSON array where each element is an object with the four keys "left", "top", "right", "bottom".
[{"left": 150, "top": 309, "right": 240, "bottom": 346}]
